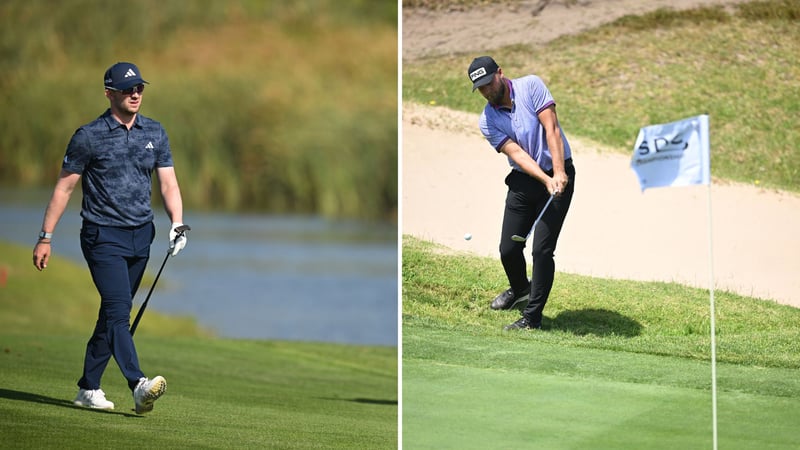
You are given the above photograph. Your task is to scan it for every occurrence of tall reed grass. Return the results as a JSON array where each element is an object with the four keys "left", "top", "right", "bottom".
[{"left": 0, "top": 0, "right": 397, "bottom": 220}]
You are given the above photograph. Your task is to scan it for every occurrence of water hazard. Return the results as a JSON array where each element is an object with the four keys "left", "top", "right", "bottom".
[{"left": 1, "top": 190, "right": 398, "bottom": 346}]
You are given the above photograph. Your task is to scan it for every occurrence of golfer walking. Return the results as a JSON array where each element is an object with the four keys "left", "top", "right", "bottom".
[
  {"left": 32, "top": 62, "right": 188, "bottom": 413},
  {"left": 468, "top": 56, "right": 575, "bottom": 330}
]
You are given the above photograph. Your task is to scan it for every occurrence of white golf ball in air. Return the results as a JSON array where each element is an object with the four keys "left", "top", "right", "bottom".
[{"left": 464, "top": 233, "right": 472, "bottom": 241}]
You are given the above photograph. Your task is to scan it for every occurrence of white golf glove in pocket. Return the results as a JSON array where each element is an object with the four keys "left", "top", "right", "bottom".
[{"left": 169, "top": 222, "right": 188, "bottom": 257}]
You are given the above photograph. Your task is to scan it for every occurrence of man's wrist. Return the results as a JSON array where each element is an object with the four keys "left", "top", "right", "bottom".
[{"left": 39, "top": 231, "right": 53, "bottom": 240}]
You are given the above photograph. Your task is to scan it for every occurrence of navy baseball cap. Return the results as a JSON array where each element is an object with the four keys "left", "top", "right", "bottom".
[
  {"left": 103, "top": 62, "right": 148, "bottom": 90},
  {"left": 467, "top": 56, "right": 499, "bottom": 91}
]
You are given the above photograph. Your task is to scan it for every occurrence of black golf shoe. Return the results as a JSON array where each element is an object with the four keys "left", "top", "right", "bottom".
[
  {"left": 491, "top": 287, "right": 530, "bottom": 311},
  {"left": 503, "top": 316, "right": 541, "bottom": 331}
]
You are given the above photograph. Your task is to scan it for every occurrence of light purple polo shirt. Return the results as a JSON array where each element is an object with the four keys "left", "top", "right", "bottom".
[{"left": 479, "top": 75, "right": 571, "bottom": 172}]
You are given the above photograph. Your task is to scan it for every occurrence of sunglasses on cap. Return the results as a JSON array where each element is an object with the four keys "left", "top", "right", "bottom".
[{"left": 107, "top": 84, "right": 145, "bottom": 95}]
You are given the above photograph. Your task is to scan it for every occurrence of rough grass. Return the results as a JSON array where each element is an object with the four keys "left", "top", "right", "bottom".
[{"left": 402, "top": 236, "right": 800, "bottom": 370}]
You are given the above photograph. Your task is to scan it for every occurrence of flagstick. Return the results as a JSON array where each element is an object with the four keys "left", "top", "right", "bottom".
[
  {"left": 632, "top": 113, "right": 716, "bottom": 447},
  {"left": 706, "top": 182, "right": 718, "bottom": 450}
]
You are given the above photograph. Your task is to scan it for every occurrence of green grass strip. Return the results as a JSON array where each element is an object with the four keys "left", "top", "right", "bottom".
[
  {"left": 0, "top": 240, "right": 396, "bottom": 448},
  {"left": 403, "top": 236, "right": 800, "bottom": 448},
  {"left": 404, "top": 332, "right": 799, "bottom": 449},
  {"left": 1, "top": 335, "right": 397, "bottom": 449}
]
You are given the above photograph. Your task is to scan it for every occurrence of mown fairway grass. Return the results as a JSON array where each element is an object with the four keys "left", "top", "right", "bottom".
[
  {"left": 0, "top": 242, "right": 397, "bottom": 449},
  {"left": 402, "top": 237, "right": 800, "bottom": 449},
  {"left": 403, "top": 0, "right": 800, "bottom": 193}
]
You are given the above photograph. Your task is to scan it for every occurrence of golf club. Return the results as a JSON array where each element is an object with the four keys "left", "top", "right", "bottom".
[
  {"left": 130, "top": 224, "right": 191, "bottom": 336},
  {"left": 511, "top": 194, "right": 555, "bottom": 242}
]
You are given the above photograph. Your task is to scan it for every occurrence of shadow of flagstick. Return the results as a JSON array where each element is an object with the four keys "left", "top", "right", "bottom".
[
  {"left": 317, "top": 397, "right": 398, "bottom": 406},
  {"left": 0, "top": 388, "right": 140, "bottom": 417}
]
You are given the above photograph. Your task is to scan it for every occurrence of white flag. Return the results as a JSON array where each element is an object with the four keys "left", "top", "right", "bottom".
[{"left": 630, "top": 114, "right": 710, "bottom": 191}]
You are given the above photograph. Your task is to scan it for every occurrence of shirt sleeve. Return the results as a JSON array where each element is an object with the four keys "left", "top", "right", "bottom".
[
  {"left": 529, "top": 75, "right": 555, "bottom": 114},
  {"left": 62, "top": 128, "right": 92, "bottom": 174},
  {"left": 154, "top": 126, "right": 174, "bottom": 168},
  {"left": 479, "top": 109, "right": 510, "bottom": 152}
]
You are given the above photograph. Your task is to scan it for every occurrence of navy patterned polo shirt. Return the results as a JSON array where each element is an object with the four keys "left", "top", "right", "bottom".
[{"left": 62, "top": 109, "right": 174, "bottom": 227}]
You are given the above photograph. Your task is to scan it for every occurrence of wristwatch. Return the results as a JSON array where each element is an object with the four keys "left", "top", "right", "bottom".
[{"left": 38, "top": 231, "right": 53, "bottom": 240}]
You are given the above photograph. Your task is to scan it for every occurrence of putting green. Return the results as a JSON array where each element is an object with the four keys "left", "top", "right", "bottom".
[{"left": 403, "top": 357, "right": 798, "bottom": 449}]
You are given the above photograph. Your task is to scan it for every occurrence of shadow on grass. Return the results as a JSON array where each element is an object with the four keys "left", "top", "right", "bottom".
[
  {"left": 0, "top": 388, "right": 140, "bottom": 417},
  {"left": 546, "top": 308, "right": 642, "bottom": 337},
  {"left": 319, "top": 397, "right": 398, "bottom": 406}
]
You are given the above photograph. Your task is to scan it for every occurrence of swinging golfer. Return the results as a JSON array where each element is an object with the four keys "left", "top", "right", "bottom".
[
  {"left": 32, "top": 62, "right": 187, "bottom": 413},
  {"left": 468, "top": 56, "right": 575, "bottom": 331}
]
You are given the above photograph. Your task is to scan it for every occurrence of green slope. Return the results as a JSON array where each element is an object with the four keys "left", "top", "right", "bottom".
[
  {"left": 0, "top": 240, "right": 397, "bottom": 448},
  {"left": 402, "top": 236, "right": 800, "bottom": 449}
]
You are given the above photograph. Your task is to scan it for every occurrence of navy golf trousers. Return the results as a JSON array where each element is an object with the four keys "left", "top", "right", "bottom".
[
  {"left": 498, "top": 161, "right": 575, "bottom": 327},
  {"left": 77, "top": 221, "right": 154, "bottom": 392}
]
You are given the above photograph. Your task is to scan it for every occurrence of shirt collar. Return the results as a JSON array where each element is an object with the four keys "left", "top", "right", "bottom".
[
  {"left": 101, "top": 109, "right": 141, "bottom": 130},
  {"left": 489, "top": 78, "right": 515, "bottom": 111}
]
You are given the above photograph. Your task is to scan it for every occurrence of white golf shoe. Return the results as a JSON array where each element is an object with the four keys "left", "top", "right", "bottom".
[
  {"left": 73, "top": 388, "right": 115, "bottom": 410},
  {"left": 133, "top": 376, "right": 167, "bottom": 414}
]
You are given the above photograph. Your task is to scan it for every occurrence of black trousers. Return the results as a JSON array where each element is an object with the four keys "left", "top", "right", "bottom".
[{"left": 498, "top": 161, "right": 575, "bottom": 326}]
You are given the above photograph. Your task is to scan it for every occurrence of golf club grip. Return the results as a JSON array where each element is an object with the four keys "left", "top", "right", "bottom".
[{"left": 174, "top": 224, "right": 191, "bottom": 234}]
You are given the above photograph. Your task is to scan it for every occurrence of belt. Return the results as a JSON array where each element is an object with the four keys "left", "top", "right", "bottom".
[{"left": 83, "top": 220, "right": 151, "bottom": 230}]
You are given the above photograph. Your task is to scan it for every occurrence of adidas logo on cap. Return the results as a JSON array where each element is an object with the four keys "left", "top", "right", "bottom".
[{"left": 104, "top": 62, "right": 148, "bottom": 90}]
